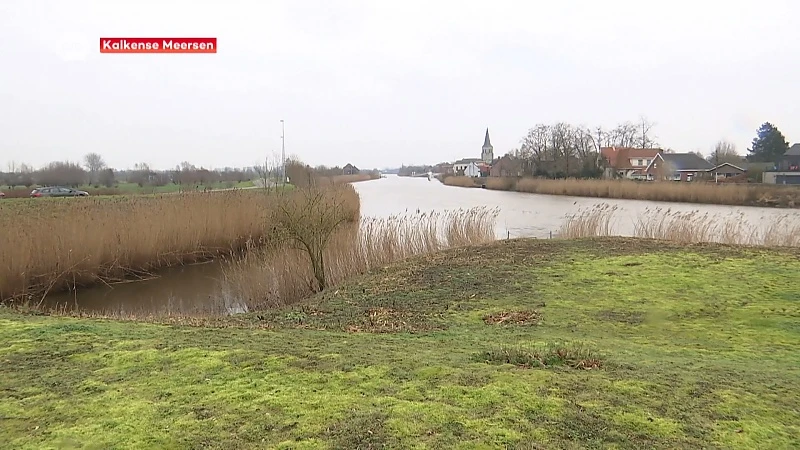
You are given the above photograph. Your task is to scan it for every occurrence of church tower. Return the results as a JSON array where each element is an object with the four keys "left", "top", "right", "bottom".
[{"left": 481, "top": 128, "right": 494, "bottom": 163}]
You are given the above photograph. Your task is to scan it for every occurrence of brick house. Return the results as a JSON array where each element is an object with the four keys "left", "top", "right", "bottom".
[
  {"left": 600, "top": 147, "right": 662, "bottom": 180},
  {"left": 645, "top": 153, "right": 714, "bottom": 181},
  {"left": 342, "top": 163, "right": 360, "bottom": 175},
  {"left": 490, "top": 155, "right": 523, "bottom": 177}
]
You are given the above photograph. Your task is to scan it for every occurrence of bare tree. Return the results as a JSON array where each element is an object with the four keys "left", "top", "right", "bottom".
[
  {"left": 83, "top": 153, "right": 106, "bottom": 184},
  {"left": 550, "top": 122, "right": 575, "bottom": 175},
  {"left": 636, "top": 116, "right": 659, "bottom": 148},
  {"left": 607, "top": 122, "right": 639, "bottom": 147},
  {"left": 708, "top": 140, "right": 742, "bottom": 165},
  {"left": 271, "top": 184, "right": 355, "bottom": 292}
]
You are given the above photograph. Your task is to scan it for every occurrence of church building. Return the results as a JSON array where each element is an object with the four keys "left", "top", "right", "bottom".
[{"left": 481, "top": 128, "right": 494, "bottom": 163}]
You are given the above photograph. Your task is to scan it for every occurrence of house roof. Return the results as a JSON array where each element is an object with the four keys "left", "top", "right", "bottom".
[
  {"left": 483, "top": 128, "right": 492, "bottom": 148},
  {"left": 492, "top": 155, "right": 520, "bottom": 167},
  {"left": 655, "top": 153, "right": 714, "bottom": 171},
  {"left": 786, "top": 143, "right": 800, "bottom": 156},
  {"left": 710, "top": 162, "right": 745, "bottom": 172},
  {"left": 453, "top": 158, "right": 482, "bottom": 165},
  {"left": 600, "top": 147, "right": 661, "bottom": 169}
]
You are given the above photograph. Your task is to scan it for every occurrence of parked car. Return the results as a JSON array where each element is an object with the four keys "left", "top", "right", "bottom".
[{"left": 30, "top": 186, "right": 90, "bottom": 198}]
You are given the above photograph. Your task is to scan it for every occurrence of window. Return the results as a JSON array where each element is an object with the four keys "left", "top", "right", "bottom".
[
  {"left": 646, "top": 159, "right": 651, "bottom": 165},
  {"left": 637, "top": 159, "right": 644, "bottom": 166}
]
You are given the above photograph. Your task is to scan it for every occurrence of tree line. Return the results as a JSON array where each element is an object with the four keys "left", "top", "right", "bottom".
[
  {"left": 2, "top": 153, "right": 263, "bottom": 189},
  {"left": 399, "top": 119, "right": 793, "bottom": 180},
  {"left": 508, "top": 117, "right": 660, "bottom": 178}
]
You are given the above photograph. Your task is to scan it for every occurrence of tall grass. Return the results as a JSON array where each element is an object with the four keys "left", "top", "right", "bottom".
[
  {"left": 331, "top": 173, "right": 381, "bottom": 184},
  {"left": 558, "top": 203, "right": 800, "bottom": 246},
  {"left": 472, "top": 176, "right": 800, "bottom": 208},
  {"left": 442, "top": 176, "right": 481, "bottom": 188},
  {"left": 558, "top": 204, "right": 618, "bottom": 239},
  {"left": 0, "top": 185, "right": 360, "bottom": 302},
  {"left": 223, "top": 207, "right": 499, "bottom": 309}
]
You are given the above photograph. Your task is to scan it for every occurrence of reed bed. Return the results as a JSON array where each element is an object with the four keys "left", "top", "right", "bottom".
[
  {"left": 223, "top": 207, "right": 499, "bottom": 310},
  {"left": 484, "top": 177, "right": 517, "bottom": 191},
  {"left": 0, "top": 185, "right": 360, "bottom": 302},
  {"left": 558, "top": 203, "right": 800, "bottom": 247},
  {"left": 331, "top": 173, "right": 380, "bottom": 184},
  {"left": 443, "top": 176, "right": 481, "bottom": 188},
  {"left": 475, "top": 176, "right": 800, "bottom": 208}
]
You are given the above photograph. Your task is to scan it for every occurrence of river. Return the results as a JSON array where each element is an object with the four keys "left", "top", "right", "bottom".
[{"left": 42, "top": 175, "right": 799, "bottom": 314}]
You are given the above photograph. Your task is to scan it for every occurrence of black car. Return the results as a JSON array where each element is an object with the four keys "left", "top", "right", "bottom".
[{"left": 30, "top": 187, "right": 90, "bottom": 198}]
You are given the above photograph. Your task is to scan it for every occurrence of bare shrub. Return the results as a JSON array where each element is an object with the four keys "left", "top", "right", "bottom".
[
  {"left": 270, "top": 184, "right": 360, "bottom": 292},
  {"left": 223, "top": 207, "right": 499, "bottom": 310}
]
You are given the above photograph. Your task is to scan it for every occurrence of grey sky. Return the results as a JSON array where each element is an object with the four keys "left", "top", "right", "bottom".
[{"left": 1, "top": 0, "right": 798, "bottom": 170}]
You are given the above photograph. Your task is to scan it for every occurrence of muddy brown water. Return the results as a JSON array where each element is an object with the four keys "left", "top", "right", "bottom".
[{"left": 42, "top": 175, "right": 800, "bottom": 315}]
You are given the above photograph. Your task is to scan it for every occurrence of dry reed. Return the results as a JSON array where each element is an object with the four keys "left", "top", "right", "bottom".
[
  {"left": 0, "top": 185, "right": 360, "bottom": 302},
  {"left": 443, "top": 176, "right": 481, "bottom": 188},
  {"left": 484, "top": 177, "right": 517, "bottom": 191},
  {"left": 558, "top": 204, "right": 618, "bottom": 239},
  {"left": 558, "top": 203, "right": 800, "bottom": 247},
  {"left": 477, "top": 176, "right": 800, "bottom": 208},
  {"left": 331, "top": 173, "right": 380, "bottom": 184},
  {"left": 222, "top": 207, "right": 499, "bottom": 309}
]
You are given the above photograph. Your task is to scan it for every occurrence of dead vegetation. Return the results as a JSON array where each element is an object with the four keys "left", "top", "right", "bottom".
[
  {"left": 0, "top": 185, "right": 360, "bottom": 303},
  {"left": 558, "top": 203, "right": 800, "bottom": 246},
  {"left": 447, "top": 175, "right": 800, "bottom": 208},
  {"left": 442, "top": 176, "right": 481, "bottom": 188},
  {"left": 222, "top": 207, "right": 499, "bottom": 310},
  {"left": 482, "top": 310, "right": 541, "bottom": 326}
]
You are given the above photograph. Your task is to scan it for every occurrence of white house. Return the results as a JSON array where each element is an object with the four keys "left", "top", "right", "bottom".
[
  {"left": 464, "top": 162, "right": 482, "bottom": 177},
  {"left": 453, "top": 158, "right": 482, "bottom": 174}
]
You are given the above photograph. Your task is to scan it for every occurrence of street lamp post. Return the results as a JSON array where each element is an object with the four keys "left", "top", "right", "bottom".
[{"left": 280, "top": 119, "right": 285, "bottom": 185}]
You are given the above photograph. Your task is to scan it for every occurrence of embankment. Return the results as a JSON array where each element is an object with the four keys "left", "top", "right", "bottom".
[
  {"left": 2, "top": 238, "right": 798, "bottom": 448},
  {"left": 440, "top": 175, "right": 800, "bottom": 208}
]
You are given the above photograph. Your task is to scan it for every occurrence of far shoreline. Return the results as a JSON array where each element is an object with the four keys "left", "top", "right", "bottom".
[{"left": 438, "top": 175, "right": 800, "bottom": 209}]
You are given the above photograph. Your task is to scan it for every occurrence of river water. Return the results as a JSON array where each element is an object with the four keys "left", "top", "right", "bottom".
[{"left": 42, "top": 175, "right": 799, "bottom": 314}]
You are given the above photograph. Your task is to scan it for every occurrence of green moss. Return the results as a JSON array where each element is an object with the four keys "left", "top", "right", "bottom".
[{"left": 1, "top": 238, "right": 799, "bottom": 449}]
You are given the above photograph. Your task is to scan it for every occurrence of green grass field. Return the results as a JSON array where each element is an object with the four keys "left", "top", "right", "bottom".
[{"left": 1, "top": 238, "right": 798, "bottom": 449}]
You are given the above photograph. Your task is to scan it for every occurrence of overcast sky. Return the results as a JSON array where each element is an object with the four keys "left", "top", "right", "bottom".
[{"left": 1, "top": 0, "right": 798, "bottom": 170}]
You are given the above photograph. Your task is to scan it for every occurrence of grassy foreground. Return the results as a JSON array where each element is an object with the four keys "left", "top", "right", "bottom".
[{"left": 2, "top": 238, "right": 799, "bottom": 449}]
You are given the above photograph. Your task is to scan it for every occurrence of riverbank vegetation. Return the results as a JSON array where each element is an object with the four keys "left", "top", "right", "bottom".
[
  {"left": 223, "top": 207, "right": 498, "bottom": 310},
  {"left": 0, "top": 184, "right": 360, "bottom": 303},
  {"left": 441, "top": 174, "right": 800, "bottom": 208},
  {"left": 2, "top": 238, "right": 798, "bottom": 448},
  {"left": 558, "top": 203, "right": 800, "bottom": 246}
]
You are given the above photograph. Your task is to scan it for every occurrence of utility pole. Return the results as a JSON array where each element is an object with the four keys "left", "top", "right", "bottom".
[{"left": 280, "top": 119, "right": 286, "bottom": 185}]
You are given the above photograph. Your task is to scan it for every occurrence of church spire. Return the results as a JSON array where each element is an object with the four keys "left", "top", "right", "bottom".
[{"left": 481, "top": 128, "right": 494, "bottom": 163}]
